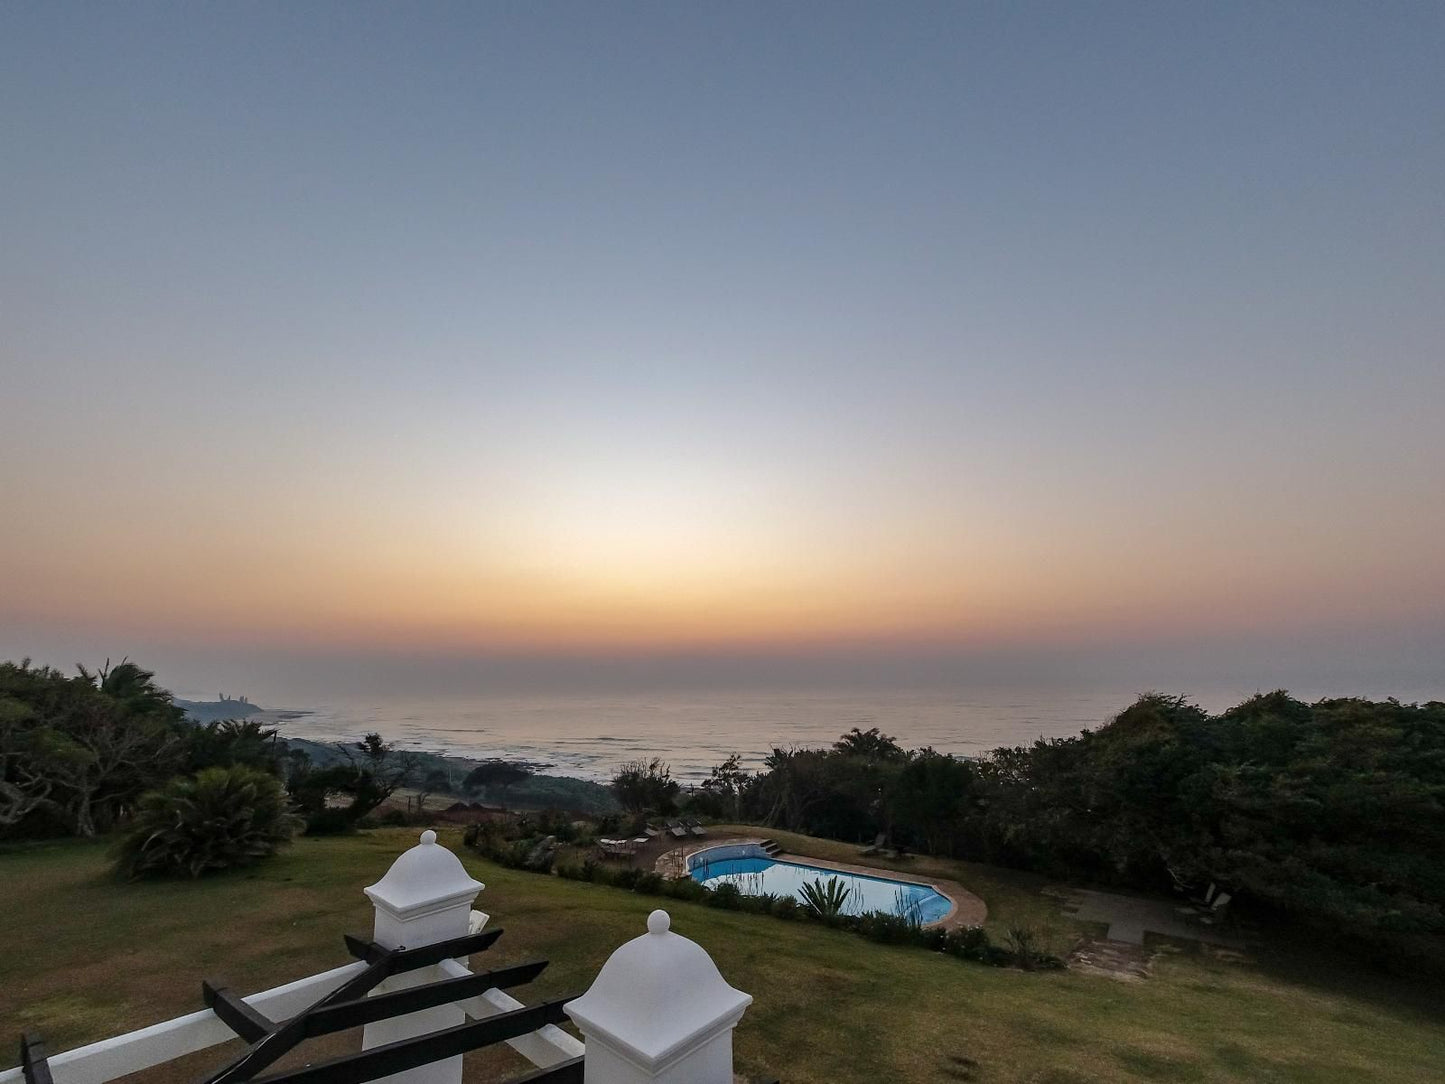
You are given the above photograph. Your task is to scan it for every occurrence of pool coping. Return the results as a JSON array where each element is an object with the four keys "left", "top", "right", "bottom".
[{"left": 654, "top": 836, "right": 988, "bottom": 929}]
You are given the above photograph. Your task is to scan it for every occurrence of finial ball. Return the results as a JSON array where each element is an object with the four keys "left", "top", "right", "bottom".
[
  {"left": 647, "top": 909, "right": 670, "bottom": 935},
  {"left": 420, "top": 829, "right": 437, "bottom": 845}
]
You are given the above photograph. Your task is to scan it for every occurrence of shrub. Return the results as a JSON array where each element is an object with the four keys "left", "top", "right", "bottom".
[
  {"left": 919, "top": 925, "right": 950, "bottom": 952},
  {"left": 665, "top": 876, "right": 710, "bottom": 903},
  {"left": 115, "top": 766, "right": 301, "bottom": 880},
  {"left": 1005, "top": 925, "right": 1040, "bottom": 970},
  {"left": 771, "top": 896, "right": 800, "bottom": 920},
  {"left": 858, "top": 909, "right": 921, "bottom": 945},
  {"left": 612, "top": 867, "right": 643, "bottom": 891},
  {"left": 634, "top": 871, "right": 663, "bottom": 895},
  {"left": 534, "top": 808, "right": 580, "bottom": 843},
  {"left": 944, "top": 925, "right": 992, "bottom": 960},
  {"left": 709, "top": 882, "right": 743, "bottom": 910},
  {"left": 742, "top": 891, "right": 780, "bottom": 914}
]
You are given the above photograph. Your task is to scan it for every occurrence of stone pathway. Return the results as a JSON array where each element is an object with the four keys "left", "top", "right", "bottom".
[
  {"left": 1067, "top": 937, "right": 1154, "bottom": 982},
  {"left": 1061, "top": 888, "right": 1247, "bottom": 981}
]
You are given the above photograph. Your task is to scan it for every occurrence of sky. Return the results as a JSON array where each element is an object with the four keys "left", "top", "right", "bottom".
[{"left": 2, "top": 2, "right": 1443, "bottom": 702}]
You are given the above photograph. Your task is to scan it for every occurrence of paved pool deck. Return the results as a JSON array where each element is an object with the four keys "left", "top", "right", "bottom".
[
  {"left": 1065, "top": 888, "right": 1245, "bottom": 948},
  {"left": 655, "top": 836, "right": 988, "bottom": 929}
]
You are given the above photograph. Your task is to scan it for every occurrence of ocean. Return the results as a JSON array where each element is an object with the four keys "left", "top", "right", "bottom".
[{"left": 259, "top": 684, "right": 1338, "bottom": 782}]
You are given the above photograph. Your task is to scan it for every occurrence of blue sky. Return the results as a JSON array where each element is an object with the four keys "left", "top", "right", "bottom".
[{"left": 2, "top": 3, "right": 1442, "bottom": 698}]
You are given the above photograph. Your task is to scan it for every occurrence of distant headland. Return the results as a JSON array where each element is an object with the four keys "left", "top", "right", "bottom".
[
  {"left": 173, "top": 696, "right": 315, "bottom": 726},
  {"left": 170, "top": 695, "right": 616, "bottom": 814}
]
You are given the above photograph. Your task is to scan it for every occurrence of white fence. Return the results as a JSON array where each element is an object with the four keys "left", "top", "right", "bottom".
[{"left": 1, "top": 830, "right": 753, "bottom": 1084}]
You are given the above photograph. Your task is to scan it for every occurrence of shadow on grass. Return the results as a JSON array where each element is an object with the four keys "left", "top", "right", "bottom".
[{"left": 1242, "top": 921, "right": 1445, "bottom": 1026}]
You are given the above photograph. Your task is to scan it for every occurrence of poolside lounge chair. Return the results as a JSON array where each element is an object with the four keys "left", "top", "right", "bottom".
[
  {"left": 685, "top": 818, "right": 707, "bottom": 838},
  {"left": 667, "top": 820, "right": 688, "bottom": 839},
  {"left": 1189, "top": 882, "right": 1218, "bottom": 907},
  {"left": 643, "top": 824, "right": 663, "bottom": 839},
  {"left": 1198, "top": 892, "right": 1232, "bottom": 925}
]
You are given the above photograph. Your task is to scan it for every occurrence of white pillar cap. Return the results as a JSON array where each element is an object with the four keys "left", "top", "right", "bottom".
[
  {"left": 565, "top": 910, "right": 753, "bottom": 1073},
  {"left": 363, "top": 830, "right": 485, "bottom": 921}
]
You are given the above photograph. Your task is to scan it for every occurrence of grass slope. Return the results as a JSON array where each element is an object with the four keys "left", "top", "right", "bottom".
[{"left": 1, "top": 829, "right": 1441, "bottom": 1083}]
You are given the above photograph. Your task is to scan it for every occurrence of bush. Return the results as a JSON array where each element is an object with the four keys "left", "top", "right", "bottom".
[
  {"left": 771, "top": 895, "right": 800, "bottom": 920},
  {"left": 634, "top": 871, "right": 663, "bottom": 895},
  {"left": 534, "top": 808, "right": 580, "bottom": 843},
  {"left": 1005, "top": 924, "right": 1040, "bottom": 969},
  {"left": 857, "top": 909, "right": 921, "bottom": 945},
  {"left": 665, "top": 876, "right": 710, "bottom": 903},
  {"left": 709, "top": 883, "right": 743, "bottom": 910},
  {"left": 114, "top": 766, "right": 301, "bottom": 880}
]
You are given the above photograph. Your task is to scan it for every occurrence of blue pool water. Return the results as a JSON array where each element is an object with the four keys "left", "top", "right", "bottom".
[{"left": 688, "top": 847, "right": 953, "bottom": 925}]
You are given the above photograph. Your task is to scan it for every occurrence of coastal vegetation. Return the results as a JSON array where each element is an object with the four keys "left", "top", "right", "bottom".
[
  {"left": 610, "top": 756, "right": 681, "bottom": 815},
  {"left": 7, "top": 656, "right": 1442, "bottom": 966},
  {"left": 675, "top": 693, "right": 1445, "bottom": 965},
  {"left": 1, "top": 658, "right": 617, "bottom": 872},
  {"left": 113, "top": 765, "right": 300, "bottom": 879},
  {"left": 0, "top": 659, "right": 187, "bottom": 838},
  {"left": 3, "top": 828, "right": 1442, "bottom": 1083},
  {"left": 1, "top": 659, "right": 419, "bottom": 864}
]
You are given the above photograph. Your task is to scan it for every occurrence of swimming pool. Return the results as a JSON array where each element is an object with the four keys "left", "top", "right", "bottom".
[{"left": 687, "top": 843, "right": 954, "bottom": 925}]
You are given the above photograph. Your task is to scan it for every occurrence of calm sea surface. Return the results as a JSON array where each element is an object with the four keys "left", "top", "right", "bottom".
[{"left": 266, "top": 685, "right": 1341, "bottom": 782}]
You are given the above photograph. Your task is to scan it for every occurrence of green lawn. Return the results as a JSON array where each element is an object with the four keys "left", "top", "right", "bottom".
[{"left": 1, "top": 829, "right": 1442, "bottom": 1083}]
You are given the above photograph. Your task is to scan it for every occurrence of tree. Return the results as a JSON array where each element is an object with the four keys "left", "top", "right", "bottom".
[
  {"left": 887, "top": 750, "right": 981, "bottom": 855},
  {"left": 832, "top": 727, "right": 905, "bottom": 761},
  {"left": 413, "top": 767, "right": 454, "bottom": 814},
  {"left": 611, "top": 758, "right": 680, "bottom": 815},
  {"left": 0, "top": 694, "right": 59, "bottom": 827},
  {"left": 462, "top": 760, "right": 532, "bottom": 807},
  {"left": 0, "top": 659, "right": 184, "bottom": 837},
  {"left": 287, "top": 732, "right": 414, "bottom": 834},
  {"left": 754, "top": 747, "right": 831, "bottom": 830},
  {"left": 701, "top": 753, "right": 751, "bottom": 822},
  {"left": 185, "top": 720, "right": 284, "bottom": 776},
  {"left": 80, "top": 659, "right": 185, "bottom": 726}
]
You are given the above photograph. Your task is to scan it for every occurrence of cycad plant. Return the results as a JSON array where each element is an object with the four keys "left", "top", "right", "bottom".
[
  {"left": 115, "top": 765, "right": 302, "bottom": 879},
  {"left": 799, "top": 876, "right": 852, "bottom": 919}
]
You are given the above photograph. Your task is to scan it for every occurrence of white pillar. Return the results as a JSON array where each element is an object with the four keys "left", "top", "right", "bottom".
[
  {"left": 360, "top": 830, "right": 485, "bottom": 1084},
  {"left": 565, "top": 910, "right": 752, "bottom": 1084}
]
